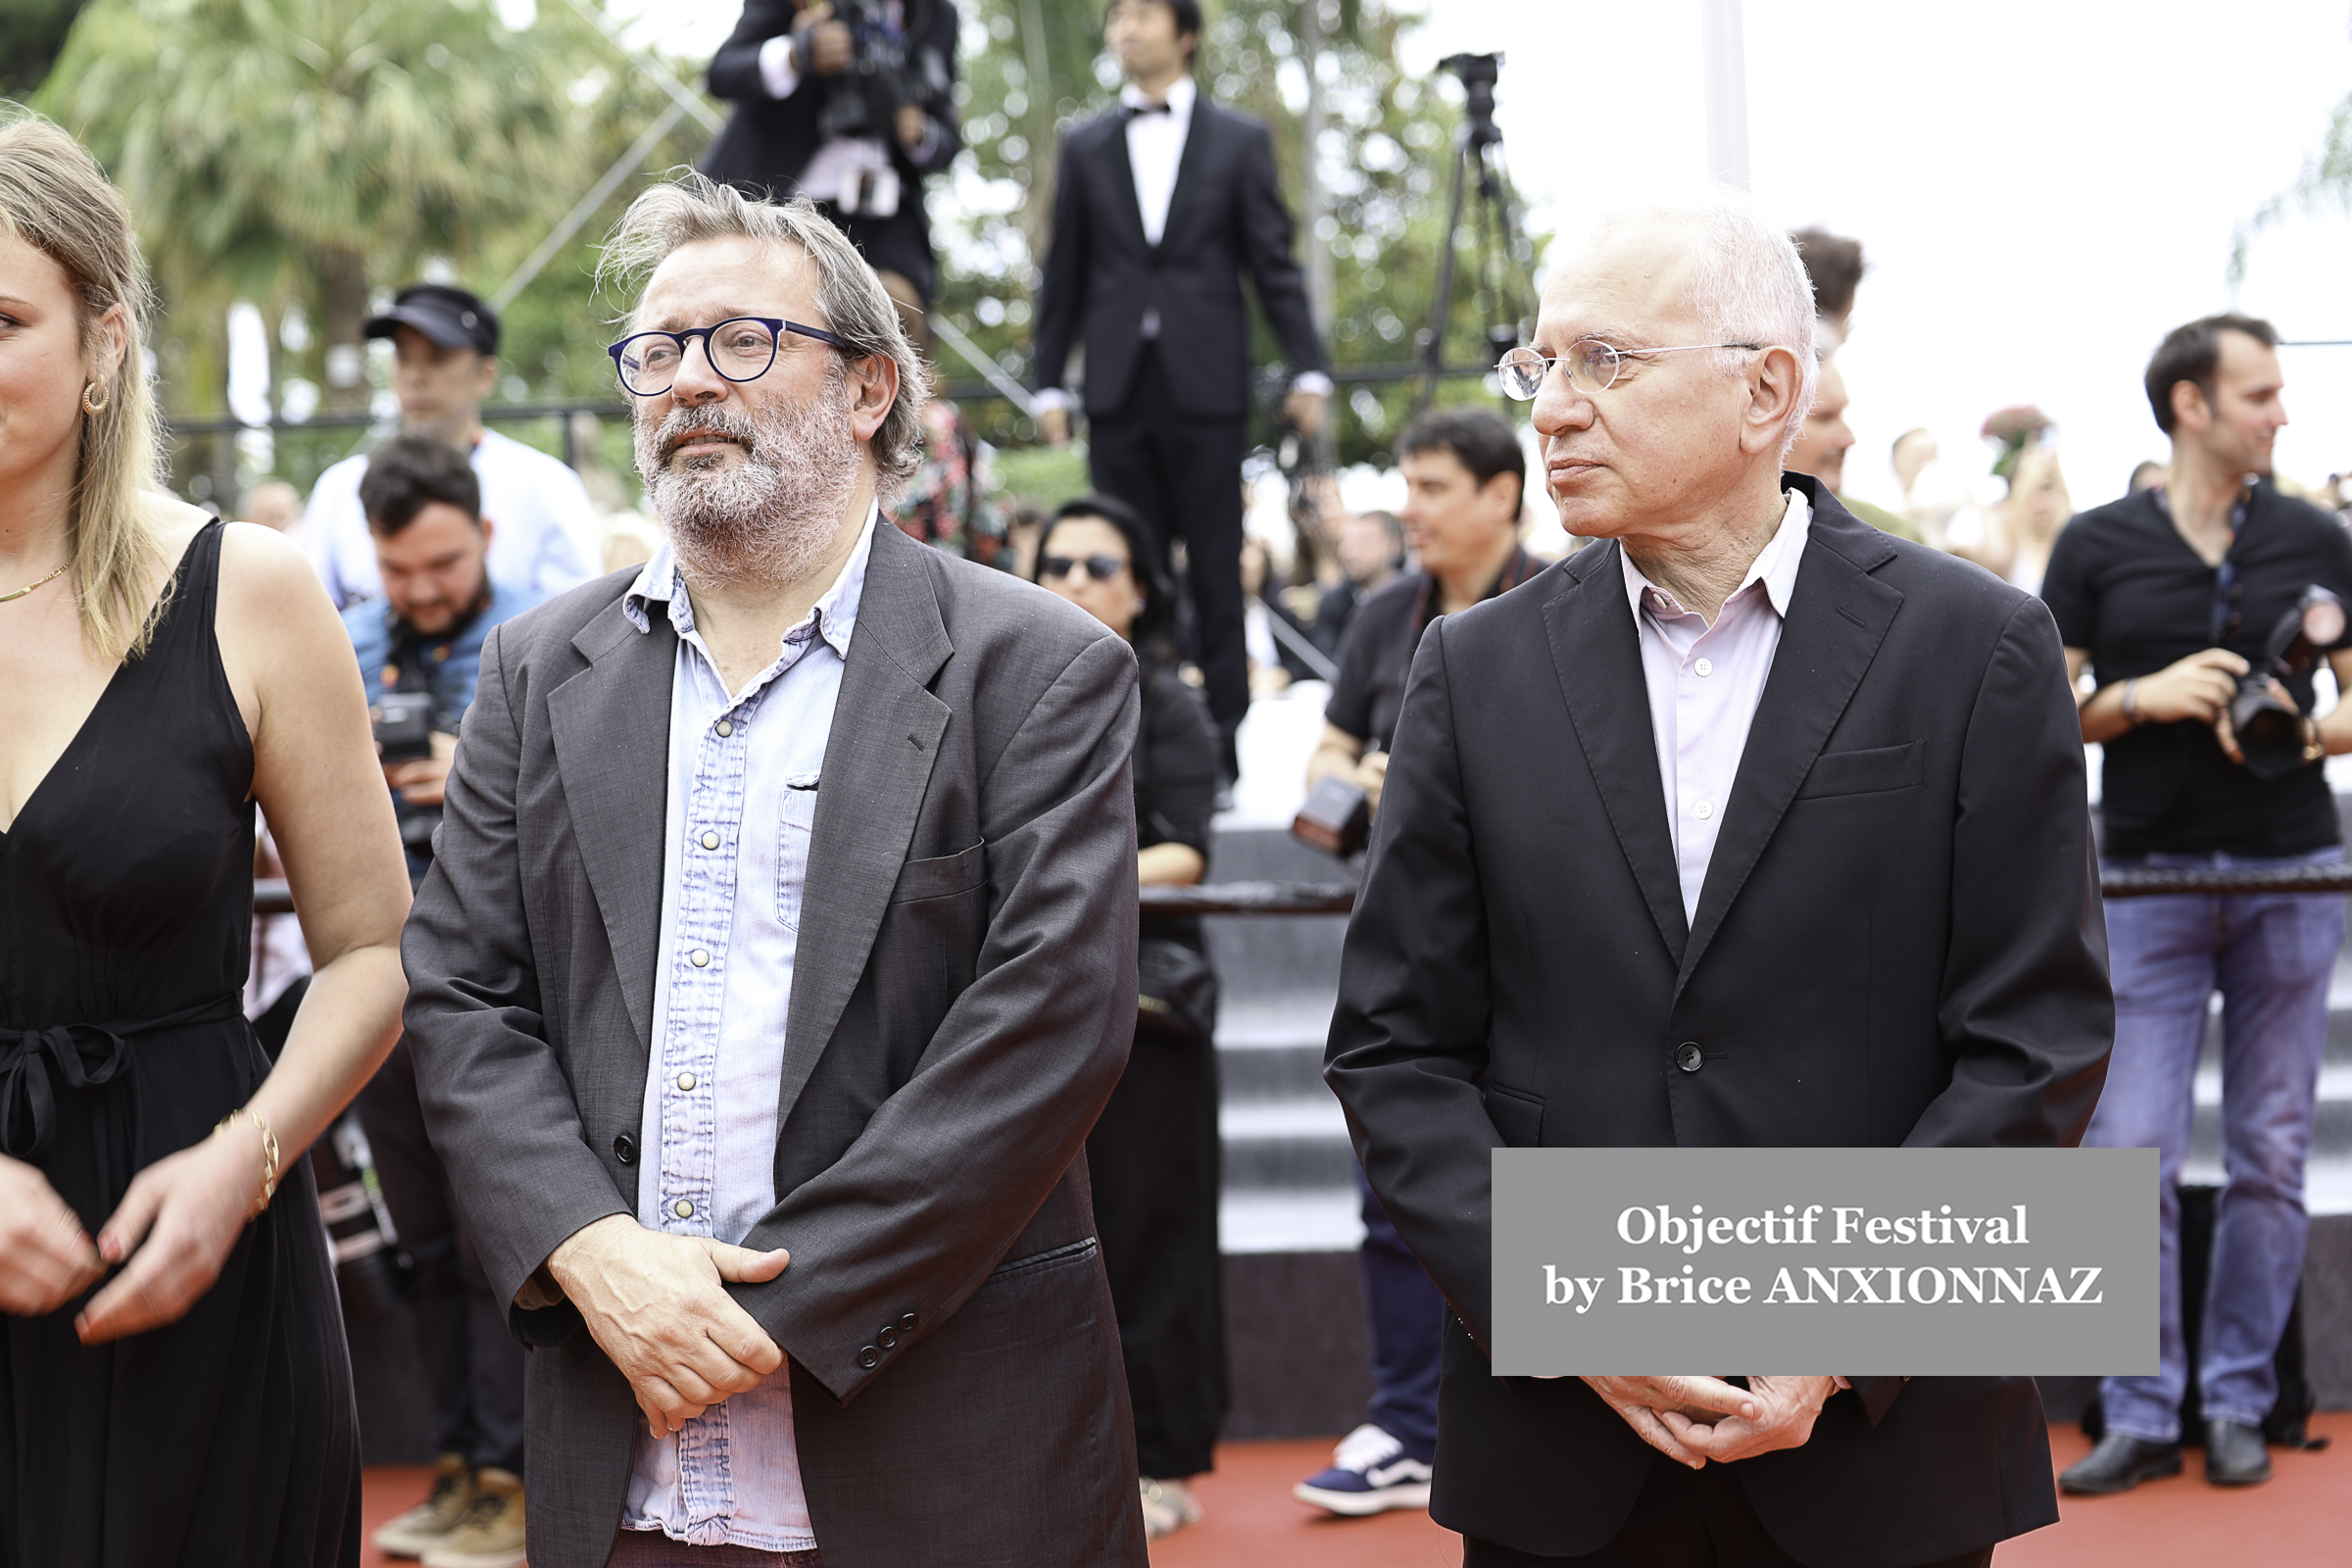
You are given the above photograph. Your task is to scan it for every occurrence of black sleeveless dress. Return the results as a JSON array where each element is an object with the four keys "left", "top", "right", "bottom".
[{"left": 0, "top": 522, "right": 361, "bottom": 1566}]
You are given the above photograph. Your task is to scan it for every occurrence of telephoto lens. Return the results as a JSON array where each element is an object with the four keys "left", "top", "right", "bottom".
[
  {"left": 2230, "top": 585, "right": 2346, "bottom": 780},
  {"left": 310, "top": 1109, "right": 411, "bottom": 1320}
]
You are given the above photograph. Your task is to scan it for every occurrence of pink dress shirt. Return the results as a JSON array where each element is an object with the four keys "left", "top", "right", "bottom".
[{"left": 1619, "top": 491, "right": 1814, "bottom": 925}]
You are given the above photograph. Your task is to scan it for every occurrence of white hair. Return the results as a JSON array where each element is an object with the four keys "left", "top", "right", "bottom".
[{"left": 1584, "top": 190, "right": 1819, "bottom": 458}]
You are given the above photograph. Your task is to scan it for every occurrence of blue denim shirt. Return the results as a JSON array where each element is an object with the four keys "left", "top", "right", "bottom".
[
  {"left": 616, "top": 514, "right": 874, "bottom": 1552},
  {"left": 343, "top": 577, "right": 546, "bottom": 723}
]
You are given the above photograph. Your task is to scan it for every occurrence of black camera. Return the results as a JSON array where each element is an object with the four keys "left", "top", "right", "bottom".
[
  {"left": 806, "top": 0, "right": 915, "bottom": 146},
  {"left": 1441, "top": 52, "right": 1503, "bottom": 151},
  {"left": 2229, "top": 585, "right": 2347, "bottom": 780},
  {"left": 372, "top": 693, "right": 434, "bottom": 764},
  {"left": 1294, "top": 772, "right": 1372, "bottom": 858}
]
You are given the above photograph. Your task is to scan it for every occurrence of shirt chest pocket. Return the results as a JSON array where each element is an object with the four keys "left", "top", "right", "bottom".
[{"left": 776, "top": 774, "right": 822, "bottom": 931}]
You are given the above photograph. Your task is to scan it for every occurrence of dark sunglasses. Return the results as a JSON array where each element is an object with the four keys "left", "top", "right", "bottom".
[{"left": 1040, "top": 554, "right": 1130, "bottom": 583}]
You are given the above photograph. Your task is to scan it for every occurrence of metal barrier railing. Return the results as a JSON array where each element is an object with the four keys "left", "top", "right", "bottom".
[
  {"left": 2099, "top": 864, "right": 2352, "bottom": 898},
  {"left": 257, "top": 865, "right": 2352, "bottom": 923}
]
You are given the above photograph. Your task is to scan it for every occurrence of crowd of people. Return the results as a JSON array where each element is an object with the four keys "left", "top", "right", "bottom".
[{"left": 5, "top": 0, "right": 2351, "bottom": 1565}]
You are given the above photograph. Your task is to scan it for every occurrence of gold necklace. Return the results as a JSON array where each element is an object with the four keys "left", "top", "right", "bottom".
[{"left": 0, "top": 561, "right": 70, "bottom": 605}]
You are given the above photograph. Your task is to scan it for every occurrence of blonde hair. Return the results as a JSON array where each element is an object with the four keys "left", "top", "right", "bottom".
[
  {"left": 0, "top": 111, "right": 168, "bottom": 662},
  {"left": 598, "top": 172, "right": 931, "bottom": 503}
]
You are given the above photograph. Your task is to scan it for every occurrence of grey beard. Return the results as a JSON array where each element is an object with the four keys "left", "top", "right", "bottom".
[{"left": 635, "top": 379, "right": 862, "bottom": 587}]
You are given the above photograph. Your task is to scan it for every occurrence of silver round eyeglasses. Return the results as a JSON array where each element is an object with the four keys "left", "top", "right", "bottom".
[
  {"left": 607, "top": 316, "right": 850, "bottom": 397},
  {"left": 1494, "top": 338, "right": 1764, "bottom": 401}
]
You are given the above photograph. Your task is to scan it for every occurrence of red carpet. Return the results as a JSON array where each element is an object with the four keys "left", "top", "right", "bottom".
[{"left": 361, "top": 1413, "right": 2352, "bottom": 1566}]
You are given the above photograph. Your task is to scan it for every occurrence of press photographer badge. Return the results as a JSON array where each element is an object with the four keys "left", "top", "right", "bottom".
[{"left": 1490, "top": 1149, "right": 2157, "bottom": 1376}]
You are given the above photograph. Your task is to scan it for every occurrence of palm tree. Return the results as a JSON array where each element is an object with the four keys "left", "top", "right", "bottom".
[{"left": 41, "top": 0, "right": 611, "bottom": 415}]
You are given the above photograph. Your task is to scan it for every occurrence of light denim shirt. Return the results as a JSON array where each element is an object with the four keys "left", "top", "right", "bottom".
[{"left": 615, "top": 511, "right": 875, "bottom": 1552}]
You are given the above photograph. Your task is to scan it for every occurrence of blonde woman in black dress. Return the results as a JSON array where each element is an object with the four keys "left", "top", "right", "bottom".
[{"left": 0, "top": 117, "right": 412, "bottom": 1566}]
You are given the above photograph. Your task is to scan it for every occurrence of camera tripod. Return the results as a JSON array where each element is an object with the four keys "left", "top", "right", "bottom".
[{"left": 1415, "top": 53, "right": 1538, "bottom": 416}]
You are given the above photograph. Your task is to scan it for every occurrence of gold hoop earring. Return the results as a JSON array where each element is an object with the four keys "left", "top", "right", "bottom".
[{"left": 81, "top": 381, "right": 110, "bottom": 416}]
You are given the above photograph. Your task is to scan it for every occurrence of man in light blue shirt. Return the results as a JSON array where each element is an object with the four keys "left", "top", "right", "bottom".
[{"left": 404, "top": 175, "right": 1148, "bottom": 1568}]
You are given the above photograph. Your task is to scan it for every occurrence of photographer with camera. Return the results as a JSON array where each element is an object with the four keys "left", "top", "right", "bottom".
[
  {"left": 705, "top": 0, "right": 960, "bottom": 349},
  {"left": 342, "top": 433, "right": 545, "bottom": 1567},
  {"left": 2044, "top": 313, "right": 2352, "bottom": 1497},
  {"left": 346, "top": 433, "right": 546, "bottom": 881}
]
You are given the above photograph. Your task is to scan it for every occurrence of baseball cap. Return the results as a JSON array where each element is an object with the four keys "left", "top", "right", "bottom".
[{"left": 366, "top": 283, "right": 500, "bottom": 356}]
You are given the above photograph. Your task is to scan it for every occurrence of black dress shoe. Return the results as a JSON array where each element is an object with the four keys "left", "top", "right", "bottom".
[
  {"left": 2205, "top": 1418, "right": 2274, "bottom": 1485},
  {"left": 2060, "top": 1432, "right": 2184, "bottom": 1494}
]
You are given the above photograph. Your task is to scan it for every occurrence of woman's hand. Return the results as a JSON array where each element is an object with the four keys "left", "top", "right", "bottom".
[
  {"left": 74, "top": 1122, "right": 266, "bottom": 1345},
  {"left": 0, "top": 1154, "right": 104, "bottom": 1316}
]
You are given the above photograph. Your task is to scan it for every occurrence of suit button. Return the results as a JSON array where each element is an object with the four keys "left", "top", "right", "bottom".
[
  {"left": 612, "top": 1134, "right": 636, "bottom": 1165},
  {"left": 1676, "top": 1042, "right": 1704, "bottom": 1073},
  {"left": 857, "top": 1346, "right": 881, "bottom": 1369},
  {"left": 877, "top": 1327, "right": 898, "bottom": 1349},
  {"left": 898, "top": 1312, "right": 917, "bottom": 1333}
]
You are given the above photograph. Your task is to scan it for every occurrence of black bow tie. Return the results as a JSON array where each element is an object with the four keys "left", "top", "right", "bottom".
[{"left": 1123, "top": 99, "right": 1173, "bottom": 119}]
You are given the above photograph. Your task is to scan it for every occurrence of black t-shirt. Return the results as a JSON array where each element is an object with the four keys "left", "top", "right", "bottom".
[
  {"left": 1325, "top": 547, "right": 1541, "bottom": 752},
  {"left": 2040, "top": 481, "right": 2352, "bottom": 858}
]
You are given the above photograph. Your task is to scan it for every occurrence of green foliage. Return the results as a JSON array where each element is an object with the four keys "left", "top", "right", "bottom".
[
  {"left": 37, "top": 0, "right": 701, "bottom": 500},
  {"left": 0, "top": 0, "right": 86, "bottom": 96},
  {"left": 989, "top": 440, "right": 1090, "bottom": 511},
  {"left": 2233, "top": 87, "right": 2352, "bottom": 290}
]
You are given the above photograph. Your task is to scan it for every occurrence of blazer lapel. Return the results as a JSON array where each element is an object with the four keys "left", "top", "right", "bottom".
[
  {"left": 1154, "top": 98, "right": 1213, "bottom": 254},
  {"left": 1102, "top": 117, "right": 1152, "bottom": 254},
  {"left": 547, "top": 597, "right": 678, "bottom": 1052},
  {"left": 776, "top": 523, "right": 954, "bottom": 1129},
  {"left": 1675, "top": 514, "right": 1902, "bottom": 999},
  {"left": 1544, "top": 542, "right": 1690, "bottom": 964}
]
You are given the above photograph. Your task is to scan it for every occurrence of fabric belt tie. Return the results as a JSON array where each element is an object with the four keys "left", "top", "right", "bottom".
[{"left": 0, "top": 995, "right": 244, "bottom": 1162}]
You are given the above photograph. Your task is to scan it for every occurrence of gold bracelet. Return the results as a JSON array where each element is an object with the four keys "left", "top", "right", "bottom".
[{"left": 215, "top": 1106, "right": 281, "bottom": 1217}]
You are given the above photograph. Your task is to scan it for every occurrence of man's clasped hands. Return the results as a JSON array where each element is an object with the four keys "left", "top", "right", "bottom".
[
  {"left": 532, "top": 1215, "right": 1846, "bottom": 1461},
  {"left": 1582, "top": 1375, "right": 1841, "bottom": 1467}
]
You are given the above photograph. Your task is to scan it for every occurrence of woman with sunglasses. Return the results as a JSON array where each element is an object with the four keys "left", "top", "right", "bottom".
[{"left": 1033, "top": 494, "right": 1226, "bottom": 1542}]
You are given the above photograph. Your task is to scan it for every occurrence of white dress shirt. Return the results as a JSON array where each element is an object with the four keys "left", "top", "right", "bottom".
[
  {"left": 1121, "top": 74, "right": 1196, "bottom": 248},
  {"left": 304, "top": 427, "right": 603, "bottom": 609},
  {"left": 612, "top": 511, "right": 876, "bottom": 1552},
  {"left": 1620, "top": 490, "right": 1813, "bottom": 923}
]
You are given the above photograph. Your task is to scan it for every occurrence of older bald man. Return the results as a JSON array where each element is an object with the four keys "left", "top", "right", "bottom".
[{"left": 1324, "top": 195, "right": 2113, "bottom": 1567}]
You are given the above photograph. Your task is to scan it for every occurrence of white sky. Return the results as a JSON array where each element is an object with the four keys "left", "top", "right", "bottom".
[
  {"left": 607, "top": 0, "right": 2352, "bottom": 509},
  {"left": 1412, "top": 0, "right": 2352, "bottom": 510}
]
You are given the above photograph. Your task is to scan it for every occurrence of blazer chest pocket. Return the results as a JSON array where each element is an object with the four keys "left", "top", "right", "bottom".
[
  {"left": 776, "top": 774, "right": 822, "bottom": 930},
  {"left": 891, "top": 840, "right": 985, "bottom": 904},
  {"left": 1797, "top": 739, "right": 1924, "bottom": 800}
]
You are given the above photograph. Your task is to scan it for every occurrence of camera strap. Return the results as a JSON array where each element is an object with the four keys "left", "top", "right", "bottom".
[{"left": 2192, "top": 485, "right": 2254, "bottom": 646}]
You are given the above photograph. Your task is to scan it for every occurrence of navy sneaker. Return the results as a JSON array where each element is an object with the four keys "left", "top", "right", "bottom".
[{"left": 1293, "top": 1423, "right": 1434, "bottom": 1516}]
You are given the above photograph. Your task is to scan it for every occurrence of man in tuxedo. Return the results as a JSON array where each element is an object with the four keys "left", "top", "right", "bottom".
[
  {"left": 1032, "top": 0, "right": 1332, "bottom": 770},
  {"left": 403, "top": 175, "right": 1146, "bottom": 1567},
  {"left": 1325, "top": 196, "right": 2114, "bottom": 1566},
  {"left": 705, "top": 0, "right": 961, "bottom": 348}
]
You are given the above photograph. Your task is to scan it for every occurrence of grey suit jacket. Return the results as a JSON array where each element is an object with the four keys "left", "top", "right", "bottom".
[{"left": 402, "top": 519, "right": 1150, "bottom": 1568}]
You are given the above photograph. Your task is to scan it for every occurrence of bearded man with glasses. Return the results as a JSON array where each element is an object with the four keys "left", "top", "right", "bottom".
[
  {"left": 1324, "top": 195, "right": 2111, "bottom": 1568},
  {"left": 402, "top": 172, "right": 1150, "bottom": 1568}
]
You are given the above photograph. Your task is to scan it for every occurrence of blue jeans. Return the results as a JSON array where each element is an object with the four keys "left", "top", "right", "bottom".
[
  {"left": 2088, "top": 849, "right": 2343, "bottom": 1443},
  {"left": 1357, "top": 1162, "right": 1443, "bottom": 1456}
]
